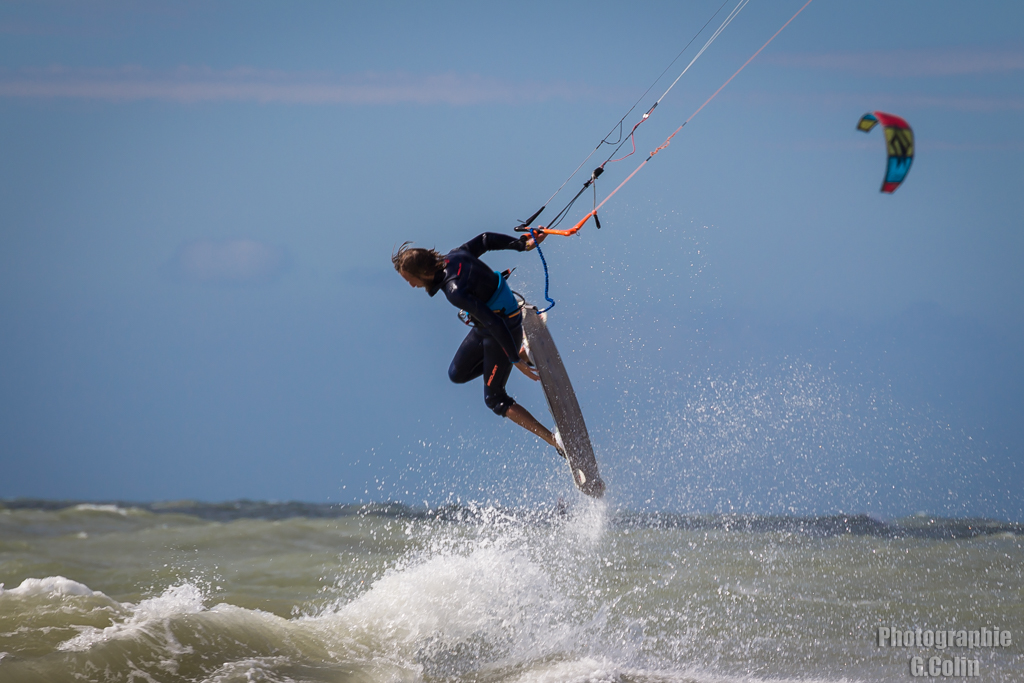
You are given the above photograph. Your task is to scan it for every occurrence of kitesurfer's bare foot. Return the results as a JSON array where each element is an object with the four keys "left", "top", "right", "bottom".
[
  {"left": 551, "top": 430, "right": 566, "bottom": 459},
  {"left": 518, "top": 345, "right": 534, "bottom": 366}
]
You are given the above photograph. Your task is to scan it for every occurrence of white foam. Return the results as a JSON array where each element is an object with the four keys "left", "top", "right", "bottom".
[
  {"left": 0, "top": 576, "right": 99, "bottom": 598},
  {"left": 323, "top": 533, "right": 588, "bottom": 678},
  {"left": 200, "top": 656, "right": 296, "bottom": 683},
  {"left": 71, "top": 504, "right": 135, "bottom": 516},
  {"left": 337, "top": 543, "right": 562, "bottom": 645},
  {"left": 318, "top": 502, "right": 618, "bottom": 677},
  {"left": 59, "top": 583, "right": 206, "bottom": 652}
]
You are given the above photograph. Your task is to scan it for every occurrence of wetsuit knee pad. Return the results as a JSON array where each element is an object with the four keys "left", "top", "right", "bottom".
[
  {"left": 448, "top": 361, "right": 472, "bottom": 384},
  {"left": 485, "top": 393, "right": 515, "bottom": 417}
]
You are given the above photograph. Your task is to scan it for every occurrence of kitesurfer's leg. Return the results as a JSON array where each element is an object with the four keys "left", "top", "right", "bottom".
[
  {"left": 505, "top": 404, "right": 560, "bottom": 451},
  {"left": 448, "top": 328, "right": 485, "bottom": 384},
  {"left": 480, "top": 327, "right": 562, "bottom": 456},
  {"left": 480, "top": 334, "right": 516, "bottom": 415}
]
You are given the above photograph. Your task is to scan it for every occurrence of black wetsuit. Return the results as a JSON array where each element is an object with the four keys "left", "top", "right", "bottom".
[{"left": 427, "top": 233, "right": 530, "bottom": 416}]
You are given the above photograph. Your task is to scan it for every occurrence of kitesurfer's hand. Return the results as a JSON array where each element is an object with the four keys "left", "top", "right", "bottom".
[
  {"left": 514, "top": 360, "right": 540, "bottom": 381},
  {"left": 523, "top": 231, "right": 547, "bottom": 251}
]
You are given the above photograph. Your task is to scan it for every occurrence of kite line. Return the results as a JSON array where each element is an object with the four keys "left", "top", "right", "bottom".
[{"left": 518, "top": 0, "right": 815, "bottom": 312}]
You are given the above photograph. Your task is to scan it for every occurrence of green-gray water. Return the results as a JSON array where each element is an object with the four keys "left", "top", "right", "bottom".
[{"left": 1, "top": 501, "right": 1021, "bottom": 682}]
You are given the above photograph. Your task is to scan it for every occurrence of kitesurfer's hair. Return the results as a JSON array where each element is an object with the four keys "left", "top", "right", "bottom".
[{"left": 392, "top": 242, "right": 444, "bottom": 279}]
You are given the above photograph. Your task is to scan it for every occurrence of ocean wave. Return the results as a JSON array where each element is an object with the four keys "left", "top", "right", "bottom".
[
  {"left": 304, "top": 499, "right": 620, "bottom": 679},
  {"left": 58, "top": 582, "right": 207, "bottom": 652},
  {"left": 70, "top": 503, "right": 149, "bottom": 517},
  {"left": 1, "top": 578, "right": 322, "bottom": 681},
  {"left": 0, "top": 576, "right": 99, "bottom": 598},
  {"left": 331, "top": 543, "right": 567, "bottom": 662},
  {"left": 1, "top": 500, "right": 1021, "bottom": 682}
]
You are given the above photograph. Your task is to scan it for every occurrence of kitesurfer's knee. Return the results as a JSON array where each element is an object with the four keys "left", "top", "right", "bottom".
[
  {"left": 449, "top": 357, "right": 481, "bottom": 384},
  {"left": 485, "top": 393, "right": 514, "bottom": 417},
  {"left": 448, "top": 361, "right": 470, "bottom": 384}
]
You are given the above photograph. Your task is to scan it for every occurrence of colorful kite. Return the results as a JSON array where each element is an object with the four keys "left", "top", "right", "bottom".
[{"left": 857, "top": 111, "right": 914, "bottom": 193}]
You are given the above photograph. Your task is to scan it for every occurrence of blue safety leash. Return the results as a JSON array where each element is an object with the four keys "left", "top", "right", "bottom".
[{"left": 528, "top": 228, "right": 556, "bottom": 313}]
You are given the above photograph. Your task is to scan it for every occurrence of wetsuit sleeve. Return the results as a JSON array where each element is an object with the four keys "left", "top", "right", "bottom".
[
  {"left": 443, "top": 282, "right": 522, "bottom": 363},
  {"left": 460, "top": 233, "right": 528, "bottom": 258}
]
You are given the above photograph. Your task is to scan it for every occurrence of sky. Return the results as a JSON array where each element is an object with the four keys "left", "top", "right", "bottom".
[{"left": 0, "top": 0, "right": 1021, "bottom": 519}]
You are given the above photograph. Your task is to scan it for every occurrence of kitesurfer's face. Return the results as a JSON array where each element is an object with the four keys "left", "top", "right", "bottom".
[{"left": 400, "top": 268, "right": 432, "bottom": 289}]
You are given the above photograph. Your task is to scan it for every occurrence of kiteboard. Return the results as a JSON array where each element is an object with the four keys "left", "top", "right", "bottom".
[{"left": 521, "top": 304, "right": 605, "bottom": 498}]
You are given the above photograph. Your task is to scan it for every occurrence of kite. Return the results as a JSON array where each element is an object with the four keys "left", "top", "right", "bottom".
[{"left": 857, "top": 111, "right": 914, "bottom": 193}]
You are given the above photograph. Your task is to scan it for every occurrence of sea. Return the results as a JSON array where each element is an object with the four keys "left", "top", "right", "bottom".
[{"left": 0, "top": 499, "right": 1021, "bottom": 682}]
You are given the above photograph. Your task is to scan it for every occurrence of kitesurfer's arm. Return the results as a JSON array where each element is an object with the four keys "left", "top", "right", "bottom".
[
  {"left": 460, "top": 232, "right": 546, "bottom": 258},
  {"left": 442, "top": 283, "right": 522, "bottom": 363}
]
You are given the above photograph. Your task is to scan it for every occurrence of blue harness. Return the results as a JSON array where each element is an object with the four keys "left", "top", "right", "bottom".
[{"left": 485, "top": 272, "right": 520, "bottom": 317}]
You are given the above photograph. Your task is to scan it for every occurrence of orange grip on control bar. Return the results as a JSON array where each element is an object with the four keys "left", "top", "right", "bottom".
[{"left": 535, "top": 209, "right": 596, "bottom": 237}]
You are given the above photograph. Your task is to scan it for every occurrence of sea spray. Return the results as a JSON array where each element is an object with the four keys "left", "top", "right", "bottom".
[{"left": 315, "top": 499, "right": 612, "bottom": 678}]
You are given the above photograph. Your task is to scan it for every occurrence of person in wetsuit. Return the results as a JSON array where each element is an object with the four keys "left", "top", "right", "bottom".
[{"left": 392, "top": 232, "right": 562, "bottom": 455}]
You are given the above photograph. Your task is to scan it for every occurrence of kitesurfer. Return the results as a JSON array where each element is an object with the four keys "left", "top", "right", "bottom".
[{"left": 392, "top": 232, "right": 563, "bottom": 456}]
